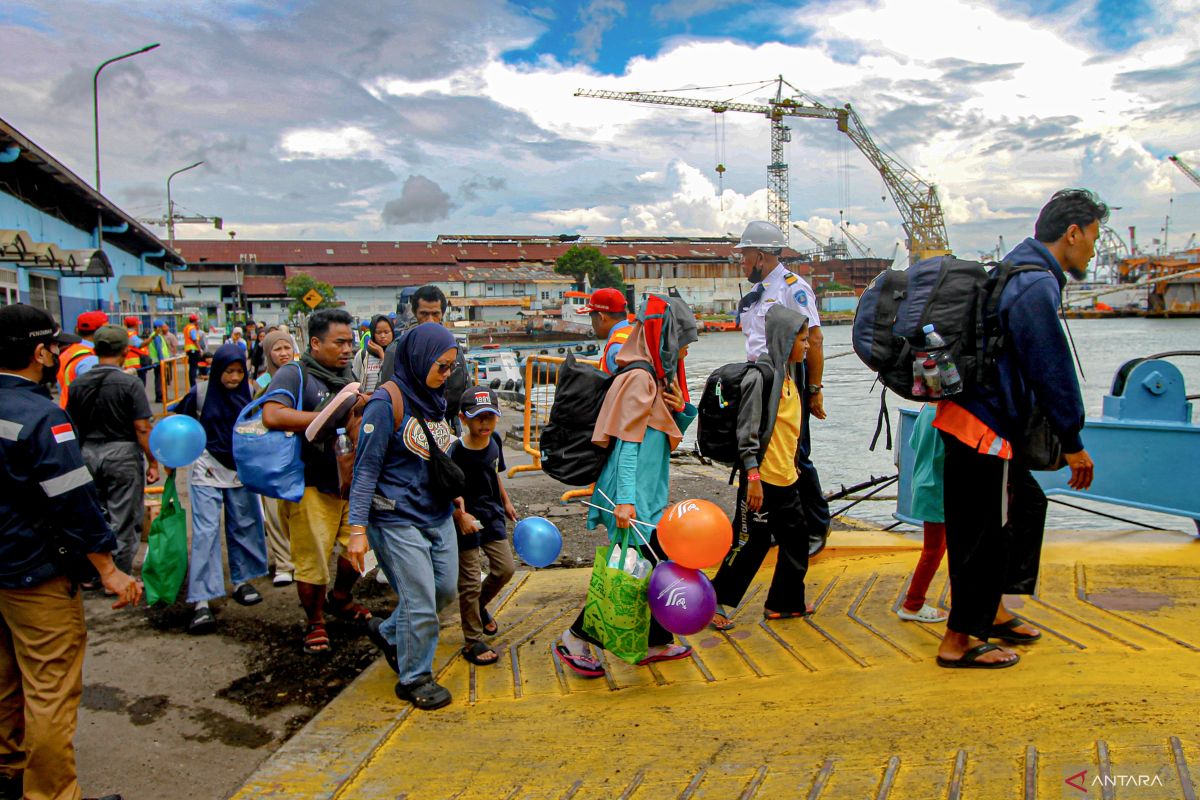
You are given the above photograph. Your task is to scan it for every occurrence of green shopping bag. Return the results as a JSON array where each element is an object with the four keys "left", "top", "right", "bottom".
[
  {"left": 141, "top": 473, "right": 189, "bottom": 606},
  {"left": 581, "top": 528, "right": 651, "bottom": 665}
]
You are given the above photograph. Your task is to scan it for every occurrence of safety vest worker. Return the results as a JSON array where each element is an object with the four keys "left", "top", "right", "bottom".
[
  {"left": 56, "top": 310, "right": 107, "bottom": 408},
  {"left": 121, "top": 316, "right": 148, "bottom": 374},
  {"left": 579, "top": 288, "right": 630, "bottom": 374}
]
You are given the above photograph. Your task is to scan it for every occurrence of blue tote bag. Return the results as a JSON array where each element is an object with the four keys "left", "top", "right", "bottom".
[{"left": 233, "top": 363, "right": 306, "bottom": 502}]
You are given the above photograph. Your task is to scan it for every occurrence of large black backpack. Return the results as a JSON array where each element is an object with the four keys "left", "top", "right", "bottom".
[
  {"left": 695, "top": 362, "right": 774, "bottom": 466},
  {"left": 853, "top": 256, "right": 1046, "bottom": 401},
  {"left": 539, "top": 353, "right": 652, "bottom": 485},
  {"left": 852, "top": 255, "right": 1046, "bottom": 449}
]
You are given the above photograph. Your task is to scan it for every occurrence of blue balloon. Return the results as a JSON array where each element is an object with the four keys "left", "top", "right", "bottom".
[
  {"left": 512, "top": 516, "right": 563, "bottom": 568},
  {"left": 149, "top": 415, "right": 207, "bottom": 468}
]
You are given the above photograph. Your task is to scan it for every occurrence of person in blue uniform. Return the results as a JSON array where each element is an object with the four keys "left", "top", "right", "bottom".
[{"left": 0, "top": 304, "right": 141, "bottom": 800}]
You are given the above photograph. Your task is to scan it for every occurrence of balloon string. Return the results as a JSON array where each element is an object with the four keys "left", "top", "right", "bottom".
[{"left": 583, "top": 489, "right": 660, "bottom": 564}]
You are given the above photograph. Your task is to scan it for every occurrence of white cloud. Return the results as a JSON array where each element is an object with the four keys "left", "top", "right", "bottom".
[{"left": 279, "top": 126, "right": 382, "bottom": 160}]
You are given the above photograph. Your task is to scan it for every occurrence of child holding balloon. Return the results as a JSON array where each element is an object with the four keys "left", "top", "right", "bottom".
[
  {"left": 449, "top": 386, "right": 517, "bottom": 666},
  {"left": 710, "top": 306, "right": 813, "bottom": 629},
  {"left": 171, "top": 343, "right": 268, "bottom": 634},
  {"left": 556, "top": 294, "right": 699, "bottom": 678}
]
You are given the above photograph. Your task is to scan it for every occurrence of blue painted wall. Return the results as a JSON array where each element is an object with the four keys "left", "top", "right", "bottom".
[
  {"left": 820, "top": 295, "right": 858, "bottom": 313},
  {"left": 0, "top": 191, "right": 173, "bottom": 330}
]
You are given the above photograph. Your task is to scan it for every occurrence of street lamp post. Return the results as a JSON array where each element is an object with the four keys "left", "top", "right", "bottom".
[
  {"left": 92, "top": 43, "right": 159, "bottom": 273},
  {"left": 92, "top": 43, "right": 160, "bottom": 193},
  {"left": 167, "top": 161, "right": 205, "bottom": 252}
]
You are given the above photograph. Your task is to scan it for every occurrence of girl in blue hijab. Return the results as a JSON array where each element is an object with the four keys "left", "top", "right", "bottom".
[
  {"left": 347, "top": 322, "right": 461, "bottom": 710},
  {"left": 172, "top": 344, "right": 267, "bottom": 633}
]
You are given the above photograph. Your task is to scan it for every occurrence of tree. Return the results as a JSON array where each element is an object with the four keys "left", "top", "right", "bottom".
[
  {"left": 286, "top": 273, "right": 338, "bottom": 315},
  {"left": 554, "top": 245, "right": 626, "bottom": 292}
]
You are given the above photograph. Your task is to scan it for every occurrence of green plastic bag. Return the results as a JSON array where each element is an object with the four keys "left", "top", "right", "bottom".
[
  {"left": 141, "top": 473, "right": 189, "bottom": 606},
  {"left": 582, "top": 528, "right": 651, "bottom": 665}
]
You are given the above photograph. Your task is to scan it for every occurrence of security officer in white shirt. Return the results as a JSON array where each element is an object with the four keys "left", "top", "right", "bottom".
[{"left": 734, "top": 221, "right": 831, "bottom": 555}]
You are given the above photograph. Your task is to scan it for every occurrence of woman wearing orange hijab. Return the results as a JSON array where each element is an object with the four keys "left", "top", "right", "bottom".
[{"left": 555, "top": 294, "right": 699, "bottom": 678}]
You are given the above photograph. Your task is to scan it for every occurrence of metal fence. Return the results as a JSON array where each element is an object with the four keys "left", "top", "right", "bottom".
[{"left": 506, "top": 354, "right": 598, "bottom": 502}]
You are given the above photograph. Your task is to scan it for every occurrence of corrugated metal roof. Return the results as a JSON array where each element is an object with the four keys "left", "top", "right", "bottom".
[
  {"left": 241, "top": 276, "right": 287, "bottom": 296},
  {"left": 176, "top": 240, "right": 457, "bottom": 265},
  {"left": 283, "top": 264, "right": 464, "bottom": 287}
]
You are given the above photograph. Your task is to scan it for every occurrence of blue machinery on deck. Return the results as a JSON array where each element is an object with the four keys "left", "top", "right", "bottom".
[{"left": 895, "top": 353, "right": 1200, "bottom": 533}]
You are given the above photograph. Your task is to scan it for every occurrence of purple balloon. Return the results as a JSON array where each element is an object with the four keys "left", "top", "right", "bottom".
[{"left": 647, "top": 561, "right": 717, "bottom": 636}]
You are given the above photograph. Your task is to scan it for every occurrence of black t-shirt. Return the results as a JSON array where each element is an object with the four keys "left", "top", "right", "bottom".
[
  {"left": 448, "top": 433, "right": 507, "bottom": 550},
  {"left": 66, "top": 366, "right": 153, "bottom": 444},
  {"left": 264, "top": 363, "right": 339, "bottom": 496}
]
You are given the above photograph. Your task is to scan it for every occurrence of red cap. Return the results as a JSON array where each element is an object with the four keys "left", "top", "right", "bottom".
[
  {"left": 75, "top": 311, "right": 109, "bottom": 335},
  {"left": 123, "top": 316, "right": 140, "bottom": 328},
  {"left": 578, "top": 288, "right": 626, "bottom": 314},
  {"left": 189, "top": 313, "right": 199, "bottom": 322}
]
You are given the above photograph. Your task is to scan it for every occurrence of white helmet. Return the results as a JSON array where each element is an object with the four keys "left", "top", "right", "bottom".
[{"left": 734, "top": 220, "right": 786, "bottom": 252}]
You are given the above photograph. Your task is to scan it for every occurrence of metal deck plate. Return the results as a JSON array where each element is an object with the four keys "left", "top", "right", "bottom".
[{"left": 234, "top": 534, "right": 1200, "bottom": 799}]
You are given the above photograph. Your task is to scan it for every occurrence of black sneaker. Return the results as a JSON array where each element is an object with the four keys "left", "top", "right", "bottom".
[{"left": 394, "top": 677, "right": 451, "bottom": 710}]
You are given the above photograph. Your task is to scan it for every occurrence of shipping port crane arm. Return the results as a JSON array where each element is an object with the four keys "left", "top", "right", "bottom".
[
  {"left": 575, "top": 78, "right": 951, "bottom": 260},
  {"left": 1169, "top": 155, "right": 1200, "bottom": 189},
  {"left": 839, "top": 224, "right": 875, "bottom": 258}
]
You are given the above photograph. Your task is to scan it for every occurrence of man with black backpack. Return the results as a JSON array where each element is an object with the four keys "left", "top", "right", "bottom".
[
  {"left": 733, "top": 220, "right": 831, "bottom": 557},
  {"left": 932, "top": 189, "right": 1102, "bottom": 670}
]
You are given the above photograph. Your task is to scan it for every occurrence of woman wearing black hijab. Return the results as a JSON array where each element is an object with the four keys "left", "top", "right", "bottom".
[
  {"left": 172, "top": 343, "right": 268, "bottom": 633},
  {"left": 348, "top": 323, "right": 460, "bottom": 710}
]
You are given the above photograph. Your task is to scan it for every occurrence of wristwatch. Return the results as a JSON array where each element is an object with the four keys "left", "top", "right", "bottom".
[{"left": 805, "top": 384, "right": 823, "bottom": 395}]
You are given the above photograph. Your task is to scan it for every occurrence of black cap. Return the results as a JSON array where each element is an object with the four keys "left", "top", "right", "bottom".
[
  {"left": 0, "top": 304, "right": 79, "bottom": 348},
  {"left": 93, "top": 325, "right": 130, "bottom": 356},
  {"left": 459, "top": 385, "right": 501, "bottom": 418}
]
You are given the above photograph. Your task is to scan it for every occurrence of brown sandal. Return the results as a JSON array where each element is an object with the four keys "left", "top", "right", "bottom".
[{"left": 303, "top": 622, "right": 330, "bottom": 654}]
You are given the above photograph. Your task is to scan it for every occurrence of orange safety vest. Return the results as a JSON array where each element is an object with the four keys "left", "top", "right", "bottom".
[
  {"left": 56, "top": 342, "right": 95, "bottom": 409},
  {"left": 932, "top": 401, "right": 1013, "bottom": 459},
  {"left": 600, "top": 325, "right": 633, "bottom": 374},
  {"left": 123, "top": 337, "right": 148, "bottom": 371},
  {"left": 183, "top": 323, "right": 200, "bottom": 352}
]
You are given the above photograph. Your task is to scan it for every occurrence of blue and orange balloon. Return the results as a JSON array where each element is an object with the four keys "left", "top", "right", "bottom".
[
  {"left": 149, "top": 415, "right": 207, "bottom": 468},
  {"left": 513, "top": 516, "right": 562, "bottom": 568}
]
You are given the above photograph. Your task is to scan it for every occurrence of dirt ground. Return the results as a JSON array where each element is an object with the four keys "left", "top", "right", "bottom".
[{"left": 73, "top": 412, "right": 860, "bottom": 800}]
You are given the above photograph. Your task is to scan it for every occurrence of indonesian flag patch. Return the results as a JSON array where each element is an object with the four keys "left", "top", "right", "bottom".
[{"left": 51, "top": 423, "right": 76, "bottom": 444}]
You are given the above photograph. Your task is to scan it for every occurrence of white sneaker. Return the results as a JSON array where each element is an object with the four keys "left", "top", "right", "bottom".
[
  {"left": 897, "top": 604, "right": 948, "bottom": 623},
  {"left": 272, "top": 570, "right": 294, "bottom": 587}
]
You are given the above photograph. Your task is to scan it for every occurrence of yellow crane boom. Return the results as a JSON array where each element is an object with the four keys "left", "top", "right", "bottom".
[{"left": 575, "top": 76, "right": 950, "bottom": 260}]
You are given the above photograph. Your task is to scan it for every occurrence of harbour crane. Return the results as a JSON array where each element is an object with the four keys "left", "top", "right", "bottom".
[
  {"left": 791, "top": 222, "right": 849, "bottom": 260},
  {"left": 1168, "top": 155, "right": 1200, "bottom": 189},
  {"left": 575, "top": 76, "right": 951, "bottom": 260},
  {"left": 839, "top": 224, "right": 875, "bottom": 258}
]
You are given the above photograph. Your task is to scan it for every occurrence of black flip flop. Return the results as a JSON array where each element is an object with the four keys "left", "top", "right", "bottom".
[
  {"left": 395, "top": 677, "right": 452, "bottom": 710},
  {"left": 461, "top": 641, "right": 499, "bottom": 666},
  {"left": 936, "top": 642, "right": 1020, "bottom": 669},
  {"left": 232, "top": 583, "right": 263, "bottom": 606},
  {"left": 985, "top": 617, "right": 1042, "bottom": 643},
  {"left": 481, "top": 606, "right": 499, "bottom": 637},
  {"left": 188, "top": 606, "right": 216, "bottom": 635}
]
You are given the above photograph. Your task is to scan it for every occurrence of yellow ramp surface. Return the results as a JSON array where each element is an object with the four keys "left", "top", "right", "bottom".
[{"left": 235, "top": 535, "right": 1200, "bottom": 799}]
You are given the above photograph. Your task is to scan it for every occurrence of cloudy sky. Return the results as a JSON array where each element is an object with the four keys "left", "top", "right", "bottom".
[{"left": 2, "top": 0, "right": 1198, "bottom": 258}]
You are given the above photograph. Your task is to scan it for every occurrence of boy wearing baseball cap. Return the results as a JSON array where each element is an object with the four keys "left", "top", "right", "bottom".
[{"left": 448, "top": 386, "right": 517, "bottom": 666}]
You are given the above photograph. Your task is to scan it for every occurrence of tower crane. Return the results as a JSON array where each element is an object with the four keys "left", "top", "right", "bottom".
[
  {"left": 839, "top": 224, "right": 875, "bottom": 258},
  {"left": 575, "top": 76, "right": 950, "bottom": 260},
  {"left": 1169, "top": 155, "right": 1200, "bottom": 189}
]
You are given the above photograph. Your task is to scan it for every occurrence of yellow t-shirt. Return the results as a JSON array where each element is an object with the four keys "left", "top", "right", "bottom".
[{"left": 759, "top": 375, "right": 801, "bottom": 487}]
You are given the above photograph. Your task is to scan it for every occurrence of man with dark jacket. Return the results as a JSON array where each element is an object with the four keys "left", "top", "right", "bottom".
[
  {"left": 0, "top": 304, "right": 140, "bottom": 800},
  {"left": 932, "top": 189, "right": 1101, "bottom": 670}
]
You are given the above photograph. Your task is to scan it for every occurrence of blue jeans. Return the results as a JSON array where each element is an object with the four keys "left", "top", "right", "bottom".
[
  {"left": 188, "top": 484, "right": 268, "bottom": 602},
  {"left": 367, "top": 516, "right": 458, "bottom": 685}
]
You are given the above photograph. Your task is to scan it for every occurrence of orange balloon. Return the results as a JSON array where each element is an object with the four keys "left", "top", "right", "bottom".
[{"left": 657, "top": 498, "right": 732, "bottom": 569}]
